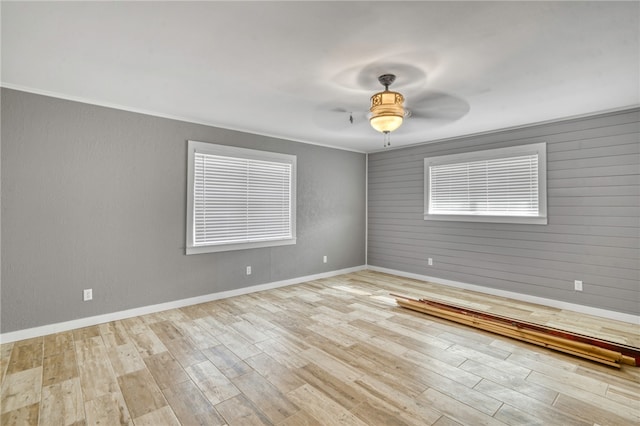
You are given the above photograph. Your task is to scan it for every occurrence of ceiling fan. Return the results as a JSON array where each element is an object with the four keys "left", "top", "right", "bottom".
[
  {"left": 315, "top": 68, "right": 469, "bottom": 147},
  {"left": 369, "top": 73, "right": 406, "bottom": 147}
]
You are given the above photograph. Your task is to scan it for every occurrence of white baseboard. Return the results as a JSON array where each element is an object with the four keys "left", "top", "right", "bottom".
[
  {"left": 367, "top": 265, "right": 640, "bottom": 325},
  {"left": 0, "top": 265, "right": 367, "bottom": 344}
]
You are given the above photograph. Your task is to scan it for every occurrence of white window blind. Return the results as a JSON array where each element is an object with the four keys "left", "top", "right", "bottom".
[
  {"left": 187, "top": 141, "right": 296, "bottom": 254},
  {"left": 424, "top": 143, "right": 547, "bottom": 224}
]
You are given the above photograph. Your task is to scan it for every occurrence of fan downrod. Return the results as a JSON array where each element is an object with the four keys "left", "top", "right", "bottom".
[{"left": 378, "top": 74, "right": 396, "bottom": 90}]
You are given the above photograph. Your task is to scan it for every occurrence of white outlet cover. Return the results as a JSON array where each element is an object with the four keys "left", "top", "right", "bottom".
[{"left": 83, "top": 289, "right": 93, "bottom": 301}]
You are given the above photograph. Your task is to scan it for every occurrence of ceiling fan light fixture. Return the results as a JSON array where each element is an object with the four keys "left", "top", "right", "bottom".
[{"left": 369, "top": 74, "right": 405, "bottom": 133}]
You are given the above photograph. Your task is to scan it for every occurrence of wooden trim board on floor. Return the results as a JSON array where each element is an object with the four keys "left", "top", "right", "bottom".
[{"left": 394, "top": 294, "right": 640, "bottom": 368}]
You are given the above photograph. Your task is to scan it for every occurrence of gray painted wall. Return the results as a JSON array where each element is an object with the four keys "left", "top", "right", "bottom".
[
  {"left": 1, "top": 88, "right": 366, "bottom": 333},
  {"left": 368, "top": 109, "right": 639, "bottom": 315}
]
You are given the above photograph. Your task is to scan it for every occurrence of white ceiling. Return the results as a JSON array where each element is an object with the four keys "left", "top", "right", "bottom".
[{"left": 2, "top": 2, "right": 639, "bottom": 153}]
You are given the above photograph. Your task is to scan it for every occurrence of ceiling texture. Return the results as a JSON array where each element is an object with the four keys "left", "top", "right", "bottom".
[{"left": 2, "top": 2, "right": 639, "bottom": 153}]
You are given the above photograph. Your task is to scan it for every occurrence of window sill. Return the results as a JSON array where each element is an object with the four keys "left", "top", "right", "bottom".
[
  {"left": 186, "top": 237, "right": 297, "bottom": 255},
  {"left": 423, "top": 214, "right": 548, "bottom": 225}
]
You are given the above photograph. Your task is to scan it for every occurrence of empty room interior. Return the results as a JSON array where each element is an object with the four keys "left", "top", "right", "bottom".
[{"left": 1, "top": 2, "right": 639, "bottom": 426}]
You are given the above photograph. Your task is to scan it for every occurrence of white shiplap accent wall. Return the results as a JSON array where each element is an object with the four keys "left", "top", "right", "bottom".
[{"left": 368, "top": 109, "right": 640, "bottom": 315}]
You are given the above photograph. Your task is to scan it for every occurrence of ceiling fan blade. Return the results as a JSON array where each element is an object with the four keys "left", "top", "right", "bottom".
[
  {"left": 407, "top": 90, "right": 468, "bottom": 109},
  {"left": 328, "top": 107, "right": 349, "bottom": 113},
  {"left": 408, "top": 107, "right": 468, "bottom": 121},
  {"left": 406, "top": 91, "right": 470, "bottom": 122},
  {"left": 314, "top": 103, "right": 369, "bottom": 131}
]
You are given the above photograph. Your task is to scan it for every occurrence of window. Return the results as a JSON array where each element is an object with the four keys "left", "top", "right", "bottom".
[
  {"left": 424, "top": 143, "right": 547, "bottom": 224},
  {"left": 186, "top": 141, "right": 296, "bottom": 254}
]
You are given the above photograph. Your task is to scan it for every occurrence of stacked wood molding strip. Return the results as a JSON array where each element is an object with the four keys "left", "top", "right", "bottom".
[{"left": 393, "top": 294, "right": 639, "bottom": 369}]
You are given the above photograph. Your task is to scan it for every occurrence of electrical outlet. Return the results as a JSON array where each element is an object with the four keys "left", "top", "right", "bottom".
[
  {"left": 246, "top": 266, "right": 252, "bottom": 275},
  {"left": 323, "top": 255, "right": 327, "bottom": 264},
  {"left": 428, "top": 258, "right": 433, "bottom": 266},
  {"left": 574, "top": 280, "right": 583, "bottom": 291},
  {"left": 83, "top": 288, "right": 93, "bottom": 301}
]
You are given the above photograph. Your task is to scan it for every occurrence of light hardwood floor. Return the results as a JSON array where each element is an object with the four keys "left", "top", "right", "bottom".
[{"left": 1, "top": 270, "right": 639, "bottom": 425}]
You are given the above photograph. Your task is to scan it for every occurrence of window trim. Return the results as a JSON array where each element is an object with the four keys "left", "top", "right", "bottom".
[
  {"left": 424, "top": 143, "right": 547, "bottom": 225},
  {"left": 186, "top": 140, "right": 297, "bottom": 255}
]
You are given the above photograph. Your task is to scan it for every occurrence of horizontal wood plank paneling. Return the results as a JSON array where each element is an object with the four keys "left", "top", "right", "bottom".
[{"left": 368, "top": 109, "right": 640, "bottom": 315}]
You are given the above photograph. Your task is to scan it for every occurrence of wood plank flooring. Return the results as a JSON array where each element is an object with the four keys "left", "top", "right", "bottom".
[{"left": 1, "top": 270, "right": 639, "bottom": 425}]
